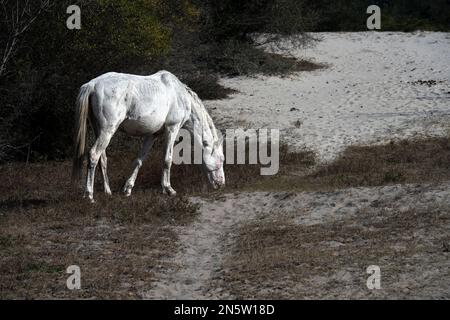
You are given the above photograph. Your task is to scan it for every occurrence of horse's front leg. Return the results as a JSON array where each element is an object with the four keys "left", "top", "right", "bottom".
[
  {"left": 123, "top": 134, "right": 154, "bottom": 196},
  {"left": 161, "top": 125, "right": 180, "bottom": 196}
]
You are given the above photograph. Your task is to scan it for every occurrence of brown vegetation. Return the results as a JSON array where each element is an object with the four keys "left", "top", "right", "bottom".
[
  {"left": 247, "top": 137, "right": 450, "bottom": 192},
  {"left": 215, "top": 136, "right": 450, "bottom": 299},
  {"left": 1, "top": 136, "right": 450, "bottom": 298},
  {"left": 221, "top": 204, "right": 449, "bottom": 299}
]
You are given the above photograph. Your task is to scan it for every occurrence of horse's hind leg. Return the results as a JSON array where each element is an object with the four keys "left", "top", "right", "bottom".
[
  {"left": 92, "top": 122, "right": 112, "bottom": 196},
  {"left": 123, "top": 134, "right": 155, "bottom": 196},
  {"left": 85, "top": 131, "right": 113, "bottom": 202}
]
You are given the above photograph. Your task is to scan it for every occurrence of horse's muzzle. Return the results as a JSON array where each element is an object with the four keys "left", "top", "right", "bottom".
[{"left": 212, "top": 179, "right": 225, "bottom": 190}]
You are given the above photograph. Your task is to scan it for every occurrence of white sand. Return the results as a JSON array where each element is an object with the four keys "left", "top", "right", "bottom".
[{"left": 207, "top": 32, "right": 450, "bottom": 162}]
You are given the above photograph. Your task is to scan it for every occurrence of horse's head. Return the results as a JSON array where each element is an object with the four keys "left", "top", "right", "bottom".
[{"left": 202, "top": 139, "right": 225, "bottom": 189}]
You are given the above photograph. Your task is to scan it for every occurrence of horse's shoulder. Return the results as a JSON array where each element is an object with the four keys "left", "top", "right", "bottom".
[
  {"left": 156, "top": 70, "right": 175, "bottom": 77},
  {"left": 152, "top": 70, "right": 180, "bottom": 86}
]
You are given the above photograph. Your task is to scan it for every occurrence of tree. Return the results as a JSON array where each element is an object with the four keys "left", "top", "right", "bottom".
[
  {"left": 199, "top": 0, "right": 318, "bottom": 45},
  {"left": 0, "top": 0, "right": 51, "bottom": 77},
  {"left": 0, "top": 0, "right": 198, "bottom": 160}
]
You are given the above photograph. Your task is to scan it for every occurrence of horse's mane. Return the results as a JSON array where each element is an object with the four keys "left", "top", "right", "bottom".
[{"left": 184, "top": 85, "right": 221, "bottom": 145}]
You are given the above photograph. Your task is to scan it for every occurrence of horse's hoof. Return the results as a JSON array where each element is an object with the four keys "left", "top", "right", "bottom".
[
  {"left": 83, "top": 192, "right": 95, "bottom": 203},
  {"left": 123, "top": 185, "right": 132, "bottom": 197},
  {"left": 163, "top": 188, "right": 177, "bottom": 197}
]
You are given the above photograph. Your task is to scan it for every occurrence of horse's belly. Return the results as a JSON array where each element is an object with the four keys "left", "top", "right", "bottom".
[{"left": 120, "top": 118, "right": 164, "bottom": 136}]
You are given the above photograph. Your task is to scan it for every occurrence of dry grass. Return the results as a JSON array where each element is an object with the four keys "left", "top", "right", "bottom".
[
  {"left": 2, "top": 136, "right": 450, "bottom": 298},
  {"left": 216, "top": 136, "right": 450, "bottom": 299},
  {"left": 221, "top": 204, "right": 450, "bottom": 299},
  {"left": 311, "top": 137, "right": 450, "bottom": 188},
  {"left": 247, "top": 137, "right": 450, "bottom": 192},
  {"left": 102, "top": 137, "right": 316, "bottom": 197},
  {"left": 0, "top": 159, "right": 199, "bottom": 299},
  {"left": 0, "top": 138, "right": 313, "bottom": 299}
]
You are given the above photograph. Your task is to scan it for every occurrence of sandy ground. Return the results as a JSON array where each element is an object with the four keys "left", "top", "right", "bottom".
[
  {"left": 209, "top": 32, "right": 450, "bottom": 162},
  {"left": 143, "top": 195, "right": 259, "bottom": 299},
  {"left": 146, "top": 183, "right": 449, "bottom": 299},
  {"left": 146, "top": 32, "right": 450, "bottom": 299}
]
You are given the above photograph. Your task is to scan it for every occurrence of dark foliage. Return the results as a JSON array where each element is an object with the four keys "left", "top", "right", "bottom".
[
  {"left": 1, "top": 0, "right": 448, "bottom": 161},
  {"left": 306, "top": 0, "right": 450, "bottom": 31}
]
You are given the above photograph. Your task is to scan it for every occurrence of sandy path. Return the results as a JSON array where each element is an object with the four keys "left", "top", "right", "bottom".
[{"left": 143, "top": 194, "right": 261, "bottom": 299}]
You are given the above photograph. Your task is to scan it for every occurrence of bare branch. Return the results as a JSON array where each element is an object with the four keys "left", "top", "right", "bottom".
[{"left": 0, "top": 0, "right": 52, "bottom": 77}]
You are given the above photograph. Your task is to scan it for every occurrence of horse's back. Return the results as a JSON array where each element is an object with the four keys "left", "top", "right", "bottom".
[
  {"left": 87, "top": 70, "right": 179, "bottom": 86},
  {"left": 83, "top": 71, "right": 190, "bottom": 136}
]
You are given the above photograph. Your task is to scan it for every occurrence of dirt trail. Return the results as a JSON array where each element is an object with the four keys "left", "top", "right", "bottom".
[
  {"left": 143, "top": 194, "right": 264, "bottom": 299},
  {"left": 145, "top": 182, "right": 450, "bottom": 299}
]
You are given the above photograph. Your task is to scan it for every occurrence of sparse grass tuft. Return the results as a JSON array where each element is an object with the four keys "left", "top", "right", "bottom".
[
  {"left": 243, "top": 137, "right": 450, "bottom": 192},
  {"left": 310, "top": 137, "right": 450, "bottom": 189}
]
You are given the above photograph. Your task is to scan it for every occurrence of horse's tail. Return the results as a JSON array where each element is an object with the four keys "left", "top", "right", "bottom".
[{"left": 72, "top": 84, "right": 92, "bottom": 183}]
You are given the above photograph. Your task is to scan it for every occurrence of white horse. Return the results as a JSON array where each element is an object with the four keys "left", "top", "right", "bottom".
[{"left": 72, "top": 70, "right": 225, "bottom": 202}]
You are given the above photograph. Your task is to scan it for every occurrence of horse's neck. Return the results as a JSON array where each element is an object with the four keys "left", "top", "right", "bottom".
[{"left": 186, "top": 91, "right": 218, "bottom": 146}]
